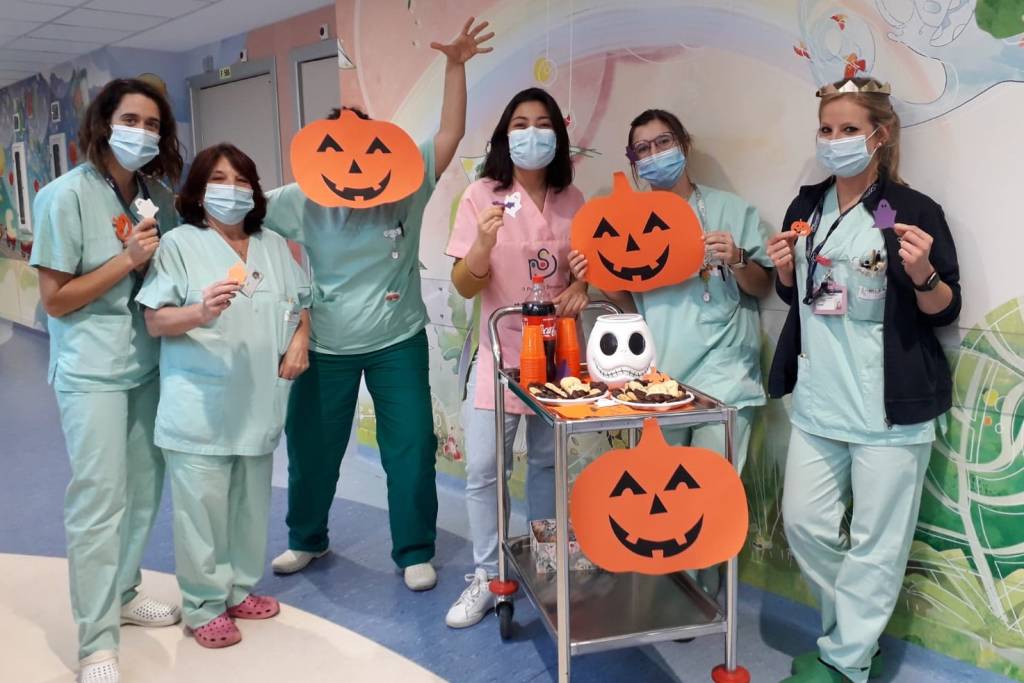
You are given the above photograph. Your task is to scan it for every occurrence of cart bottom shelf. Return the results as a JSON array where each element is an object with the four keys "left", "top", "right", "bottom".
[{"left": 503, "top": 537, "right": 727, "bottom": 655}]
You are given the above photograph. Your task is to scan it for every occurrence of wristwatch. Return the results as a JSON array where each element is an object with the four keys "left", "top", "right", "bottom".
[
  {"left": 913, "top": 270, "right": 941, "bottom": 292},
  {"left": 730, "top": 248, "right": 748, "bottom": 269}
]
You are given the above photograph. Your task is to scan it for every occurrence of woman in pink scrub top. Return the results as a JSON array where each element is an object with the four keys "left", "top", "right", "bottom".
[{"left": 443, "top": 87, "right": 588, "bottom": 630}]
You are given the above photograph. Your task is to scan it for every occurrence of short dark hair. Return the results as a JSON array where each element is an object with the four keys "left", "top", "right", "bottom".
[
  {"left": 79, "top": 78, "right": 183, "bottom": 183},
  {"left": 480, "top": 87, "right": 573, "bottom": 192},
  {"left": 327, "top": 106, "right": 370, "bottom": 120},
  {"left": 175, "top": 143, "right": 266, "bottom": 235}
]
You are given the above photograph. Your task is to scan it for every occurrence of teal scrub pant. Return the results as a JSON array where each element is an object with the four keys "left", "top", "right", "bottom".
[
  {"left": 664, "top": 405, "right": 755, "bottom": 596},
  {"left": 56, "top": 378, "right": 163, "bottom": 660},
  {"left": 284, "top": 330, "right": 438, "bottom": 567},
  {"left": 166, "top": 451, "right": 273, "bottom": 629},
  {"left": 782, "top": 426, "right": 930, "bottom": 683}
]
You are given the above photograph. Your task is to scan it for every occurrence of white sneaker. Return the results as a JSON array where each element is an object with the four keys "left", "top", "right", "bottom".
[
  {"left": 403, "top": 561, "right": 437, "bottom": 591},
  {"left": 120, "top": 594, "right": 180, "bottom": 627},
  {"left": 271, "top": 548, "right": 328, "bottom": 575},
  {"left": 79, "top": 650, "right": 119, "bottom": 683},
  {"left": 445, "top": 568, "right": 494, "bottom": 629}
]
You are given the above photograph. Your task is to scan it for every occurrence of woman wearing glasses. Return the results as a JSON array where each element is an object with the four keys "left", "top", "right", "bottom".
[{"left": 570, "top": 110, "right": 772, "bottom": 476}]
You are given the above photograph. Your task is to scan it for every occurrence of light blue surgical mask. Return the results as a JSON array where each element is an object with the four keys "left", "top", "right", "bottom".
[
  {"left": 635, "top": 146, "right": 686, "bottom": 189},
  {"left": 108, "top": 124, "right": 160, "bottom": 171},
  {"left": 204, "top": 184, "right": 255, "bottom": 225},
  {"left": 816, "top": 129, "right": 878, "bottom": 177},
  {"left": 508, "top": 127, "right": 557, "bottom": 170}
]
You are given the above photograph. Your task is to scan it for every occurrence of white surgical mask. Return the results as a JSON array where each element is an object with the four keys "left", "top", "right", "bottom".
[
  {"left": 815, "top": 129, "right": 879, "bottom": 177},
  {"left": 204, "top": 184, "right": 255, "bottom": 225},
  {"left": 508, "top": 127, "right": 557, "bottom": 170},
  {"left": 108, "top": 124, "right": 160, "bottom": 171}
]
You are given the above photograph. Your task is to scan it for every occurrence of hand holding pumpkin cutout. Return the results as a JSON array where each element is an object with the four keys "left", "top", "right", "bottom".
[
  {"left": 290, "top": 109, "right": 425, "bottom": 209},
  {"left": 570, "top": 172, "right": 704, "bottom": 293},
  {"left": 570, "top": 418, "right": 748, "bottom": 575}
]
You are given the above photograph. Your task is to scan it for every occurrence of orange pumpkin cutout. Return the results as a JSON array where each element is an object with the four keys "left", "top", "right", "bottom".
[
  {"left": 791, "top": 220, "right": 812, "bottom": 237},
  {"left": 290, "top": 109, "right": 424, "bottom": 209},
  {"left": 114, "top": 213, "right": 132, "bottom": 242},
  {"left": 570, "top": 172, "right": 703, "bottom": 292},
  {"left": 570, "top": 418, "right": 748, "bottom": 575}
]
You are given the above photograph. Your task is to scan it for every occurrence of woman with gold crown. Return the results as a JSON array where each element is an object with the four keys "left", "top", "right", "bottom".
[{"left": 766, "top": 77, "right": 962, "bottom": 683}]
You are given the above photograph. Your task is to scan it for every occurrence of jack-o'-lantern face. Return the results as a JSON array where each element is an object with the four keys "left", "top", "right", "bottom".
[
  {"left": 570, "top": 172, "right": 703, "bottom": 292},
  {"left": 570, "top": 419, "right": 748, "bottom": 575},
  {"left": 290, "top": 109, "right": 424, "bottom": 208}
]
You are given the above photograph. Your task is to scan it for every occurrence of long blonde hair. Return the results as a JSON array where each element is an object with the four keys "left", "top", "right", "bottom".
[{"left": 818, "top": 77, "right": 905, "bottom": 185}]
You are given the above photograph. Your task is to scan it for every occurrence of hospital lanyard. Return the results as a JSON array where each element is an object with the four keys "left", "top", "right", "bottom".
[
  {"left": 801, "top": 182, "right": 878, "bottom": 305},
  {"left": 692, "top": 184, "right": 717, "bottom": 304},
  {"left": 102, "top": 171, "right": 155, "bottom": 234}
]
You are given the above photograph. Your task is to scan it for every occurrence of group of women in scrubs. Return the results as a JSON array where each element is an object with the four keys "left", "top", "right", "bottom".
[
  {"left": 439, "top": 75, "right": 961, "bottom": 683},
  {"left": 28, "top": 23, "right": 959, "bottom": 679}
]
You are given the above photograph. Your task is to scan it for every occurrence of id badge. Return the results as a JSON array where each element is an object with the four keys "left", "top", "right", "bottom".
[
  {"left": 239, "top": 271, "right": 264, "bottom": 297},
  {"left": 813, "top": 284, "right": 847, "bottom": 316},
  {"left": 284, "top": 309, "right": 300, "bottom": 326}
]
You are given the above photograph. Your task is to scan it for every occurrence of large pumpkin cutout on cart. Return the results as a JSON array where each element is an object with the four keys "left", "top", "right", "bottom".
[
  {"left": 570, "top": 418, "right": 747, "bottom": 575},
  {"left": 290, "top": 109, "right": 424, "bottom": 208},
  {"left": 570, "top": 172, "right": 703, "bottom": 292}
]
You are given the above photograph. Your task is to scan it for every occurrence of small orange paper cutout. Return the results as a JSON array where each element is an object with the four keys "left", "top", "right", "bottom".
[
  {"left": 569, "top": 418, "right": 748, "bottom": 575},
  {"left": 791, "top": 220, "right": 812, "bottom": 236},
  {"left": 227, "top": 261, "right": 247, "bottom": 284},
  {"left": 114, "top": 214, "right": 132, "bottom": 242},
  {"left": 570, "top": 172, "right": 703, "bottom": 293},
  {"left": 290, "top": 109, "right": 424, "bottom": 209}
]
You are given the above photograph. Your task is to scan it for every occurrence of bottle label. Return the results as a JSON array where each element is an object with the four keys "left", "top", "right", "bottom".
[{"left": 541, "top": 315, "right": 556, "bottom": 340}]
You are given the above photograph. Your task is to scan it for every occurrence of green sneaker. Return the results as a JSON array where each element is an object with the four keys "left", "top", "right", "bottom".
[
  {"left": 780, "top": 658, "right": 850, "bottom": 682},
  {"left": 791, "top": 650, "right": 883, "bottom": 679}
]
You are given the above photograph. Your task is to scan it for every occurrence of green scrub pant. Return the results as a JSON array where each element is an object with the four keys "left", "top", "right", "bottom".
[
  {"left": 664, "top": 405, "right": 755, "bottom": 596},
  {"left": 782, "top": 426, "right": 930, "bottom": 683},
  {"left": 165, "top": 451, "right": 273, "bottom": 629},
  {"left": 284, "top": 330, "right": 438, "bottom": 567},
  {"left": 56, "top": 378, "right": 163, "bottom": 660}
]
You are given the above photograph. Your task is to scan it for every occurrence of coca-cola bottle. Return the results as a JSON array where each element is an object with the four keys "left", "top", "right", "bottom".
[{"left": 522, "top": 275, "right": 557, "bottom": 382}]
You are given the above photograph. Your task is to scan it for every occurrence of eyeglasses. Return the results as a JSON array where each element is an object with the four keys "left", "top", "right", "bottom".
[{"left": 628, "top": 132, "right": 677, "bottom": 160}]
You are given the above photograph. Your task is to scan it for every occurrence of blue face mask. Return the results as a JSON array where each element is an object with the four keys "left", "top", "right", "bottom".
[
  {"left": 508, "top": 127, "right": 557, "bottom": 171},
  {"left": 635, "top": 147, "right": 686, "bottom": 189},
  {"left": 204, "top": 184, "right": 255, "bottom": 225},
  {"left": 108, "top": 124, "right": 160, "bottom": 172},
  {"left": 816, "top": 129, "right": 878, "bottom": 177}
]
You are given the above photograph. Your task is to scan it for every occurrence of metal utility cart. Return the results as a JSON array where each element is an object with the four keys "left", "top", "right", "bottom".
[{"left": 487, "top": 302, "right": 749, "bottom": 683}]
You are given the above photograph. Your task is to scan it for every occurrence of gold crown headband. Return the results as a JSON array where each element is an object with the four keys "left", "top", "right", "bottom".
[{"left": 816, "top": 79, "right": 891, "bottom": 97}]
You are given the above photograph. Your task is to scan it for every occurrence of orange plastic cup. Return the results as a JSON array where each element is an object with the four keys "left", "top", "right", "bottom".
[
  {"left": 555, "top": 317, "right": 581, "bottom": 379},
  {"left": 520, "top": 323, "right": 548, "bottom": 387}
]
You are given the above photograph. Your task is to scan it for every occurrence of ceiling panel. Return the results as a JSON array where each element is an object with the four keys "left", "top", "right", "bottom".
[
  {"left": 0, "top": 20, "right": 43, "bottom": 38},
  {"left": 58, "top": 8, "right": 167, "bottom": 30},
  {"left": 6, "top": 36, "right": 103, "bottom": 54},
  {"left": 0, "top": 48, "right": 80, "bottom": 67},
  {"left": 0, "top": 1, "right": 72, "bottom": 22},
  {"left": 31, "top": 23, "right": 134, "bottom": 43},
  {"left": 83, "top": 0, "right": 213, "bottom": 19}
]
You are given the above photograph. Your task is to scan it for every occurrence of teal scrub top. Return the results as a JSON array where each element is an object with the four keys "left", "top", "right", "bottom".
[
  {"left": 136, "top": 224, "right": 312, "bottom": 456},
  {"left": 791, "top": 186, "right": 935, "bottom": 446},
  {"left": 263, "top": 141, "right": 437, "bottom": 355},
  {"left": 634, "top": 184, "right": 772, "bottom": 409},
  {"left": 29, "top": 163, "right": 178, "bottom": 392}
]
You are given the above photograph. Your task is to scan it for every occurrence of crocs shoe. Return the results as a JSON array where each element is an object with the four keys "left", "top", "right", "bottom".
[
  {"left": 79, "top": 650, "right": 119, "bottom": 683},
  {"left": 271, "top": 549, "right": 328, "bottom": 574},
  {"left": 404, "top": 562, "right": 437, "bottom": 591},
  {"left": 192, "top": 613, "right": 242, "bottom": 649},
  {"left": 120, "top": 594, "right": 181, "bottom": 627},
  {"left": 227, "top": 594, "right": 280, "bottom": 620}
]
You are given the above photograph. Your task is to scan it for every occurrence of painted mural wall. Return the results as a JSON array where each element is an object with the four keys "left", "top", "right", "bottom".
[
  {"left": 333, "top": 0, "right": 1024, "bottom": 677},
  {"left": 0, "top": 7, "right": 333, "bottom": 330}
]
